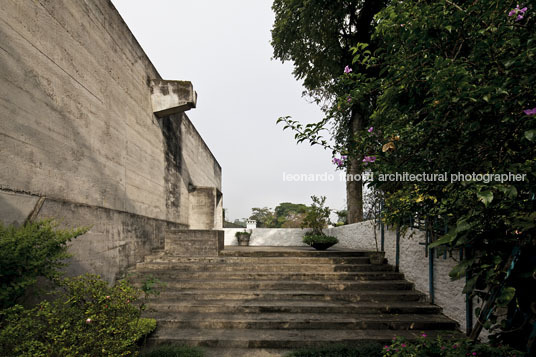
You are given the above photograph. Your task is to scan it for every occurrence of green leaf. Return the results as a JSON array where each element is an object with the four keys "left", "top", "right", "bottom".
[
  {"left": 524, "top": 129, "right": 536, "bottom": 142},
  {"left": 477, "top": 191, "right": 494, "bottom": 206},
  {"left": 429, "top": 231, "right": 456, "bottom": 248},
  {"left": 497, "top": 287, "right": 516, "bottom": 306}
]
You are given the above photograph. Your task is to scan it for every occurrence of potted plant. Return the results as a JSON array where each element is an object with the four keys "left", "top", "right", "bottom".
[
  {"left": 235, "top": 230, "right": 252, "bottom": 246},
  {"left": 301, "top": 195, "right": 339, "bottom": 250}
]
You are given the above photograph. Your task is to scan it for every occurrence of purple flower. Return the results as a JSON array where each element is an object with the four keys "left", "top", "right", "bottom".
[
  {"left": 421, "top": 333, "right": 427, "bottom": 338},
  {"left": 332, "top": 156, "right": 346, "bottom": 168},
  {"left": 362, "top": 156, "right": 376, "bottom": 163},
  {"left": 368, "top": 127, "right": 374, "bottom": 133},
  {"left": 347, "top": 96, "right": 352, "bottom": 103},
  {"left": 401, "top": 343, "right": 407, "bottom": 348},
  {"left": 523, "top": 107, "right": 536, "bottom": 116},
  {"left": 509, "top": 5, "right": 528, "bottom": 20},
  {"left": 344, "top": 65, "right": 352, "bottom": 74}
]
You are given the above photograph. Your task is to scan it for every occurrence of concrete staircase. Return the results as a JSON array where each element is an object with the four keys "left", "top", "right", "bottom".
[{"left": 130, "top": 246, "right": 458, "bottom": 351}]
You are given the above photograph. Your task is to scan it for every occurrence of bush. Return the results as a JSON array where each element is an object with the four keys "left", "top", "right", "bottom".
[
  {"left": 302, "top": 233, "right": 339, "bottom": 246},
  {"left": 0, "top": 274, "right": 156, "bottom": 356},
  {"left": 301, "top": 196, "right": 332, "bottom": 235},
  {"left": 0, "top": 220, "right": 88, "bottom": 309},
  {"left": 141, "top": 344, "right": 205, "bottom": 357},
  {"left": 382, "top": 335, "right": 523, "bottom": 357},
  {"left": 286, "top": 343, "right": 383, "bottom": 357}
]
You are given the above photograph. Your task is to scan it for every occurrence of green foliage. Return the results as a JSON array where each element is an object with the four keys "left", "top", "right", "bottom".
[
  {"left": 383, "top": 335, "right": 522, "bottom": 356},
  {"left": 301, "top": 196, "right": 332, "bottom": 235},
  {"left": 249, "top": 207, "right": 277, "bottom": 228},
  {"left": 249, "top": 203, "right": 309, "bottom": 228},
  {"left": 235, "top": 230, "right": 252, "bottom": 238},
  {"left": 286, "top": 343, "right": 383, "bottom": 357},
  {"left": 302, "top": 233, "right": 339, "bottom": 246},
  {"left": 271, "top": 0, "right": 386, "bottom": 99},
  {"left": 0, "top": 220, "right": 88, "bottom": 309},
  {"left": 140, "top": 345, "right": 204, "bottom": 357},
  {"left": 335, "top": 210, "right": 348, "bottom": 225},
  {"left": 0, "top": 274, "right": 156, "bottom": 356}
]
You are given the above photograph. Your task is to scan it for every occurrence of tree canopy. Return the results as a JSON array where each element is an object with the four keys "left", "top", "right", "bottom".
[{"left": 296, "top": 0, "right": 535, "bottom": 349}]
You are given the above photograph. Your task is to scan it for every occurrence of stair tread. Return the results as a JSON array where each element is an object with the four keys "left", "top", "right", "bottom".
[
  {"left": 149, "top": 328, "right": 458, "bottom": 341},
  {"left": 146, "top": 300, "right": 437, "bottom": 308},
  {"left": 135, "top": 279, "right": 410, "bottom": 285},
  {"left": 156, "top": 289, "right": 421, "bottom": 295},
  {"left": 148, "top": 312, "right": 453, "bottom": 322}
]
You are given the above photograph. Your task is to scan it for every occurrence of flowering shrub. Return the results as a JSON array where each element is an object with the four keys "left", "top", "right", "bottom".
[
  {"left": 382, "top": 335, "right": 522, "bottom": 357},
  {"left": 0, "top": 274, "right": 156, "bottom": 356},
  {"left": 0, "top": 220, "right": 88, "bottom": 309}
]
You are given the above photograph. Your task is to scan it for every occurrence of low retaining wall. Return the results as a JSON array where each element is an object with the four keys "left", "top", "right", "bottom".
[{"left": 224, "top": 228, "right": 310, "bottom": 246}]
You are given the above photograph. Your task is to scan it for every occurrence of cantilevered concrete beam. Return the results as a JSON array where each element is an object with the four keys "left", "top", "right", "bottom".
[{"left": 150, "top": 79, "right": 197, "bottom": 117}]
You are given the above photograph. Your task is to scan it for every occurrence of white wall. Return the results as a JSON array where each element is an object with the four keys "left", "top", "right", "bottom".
[{"left": 224, "top": 228, "right": 310, "bottom": 246}]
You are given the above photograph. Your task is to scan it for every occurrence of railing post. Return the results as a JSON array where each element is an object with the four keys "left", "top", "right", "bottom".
[
  {"left": 395, "top": 227, "right": 400, "bottom": 272},
  {"left": 463, "top": 247, "right": 473, "bottom": 335},
  {"left": 380, "top": 201, "right": 385, "bottom": 252},
  {"left": 427, "top": 229, "right": 435, "bottom": 304}
]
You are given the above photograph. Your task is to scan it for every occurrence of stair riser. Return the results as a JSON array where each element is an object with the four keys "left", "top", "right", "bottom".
[
  {"left": 150, "top": 293, "right": 424, "bottom": 303},
  {"left": 135, "top": 264, "right": 393, "bottom": 273},
  {"left": 155, "top": 320, "right": 457, "bottom": 330},
  {"left": 144, "top": 257, "right": 371, "bottom": 264},
  {"left": 134, "top": 281, "right": 413, "bottom": 291},
  {"left": 129, "top": 272, "right": 405, "bottom": 281},
  {"left": 146, "top": 305, "right": 441, "bottom": 314}
]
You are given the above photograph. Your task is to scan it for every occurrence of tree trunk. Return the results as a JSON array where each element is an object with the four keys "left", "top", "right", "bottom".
[{"left": 346, "top": 108, "right": 364, "bottom": 223}]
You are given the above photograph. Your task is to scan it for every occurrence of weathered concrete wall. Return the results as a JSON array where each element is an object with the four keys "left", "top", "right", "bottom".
[
  {"left": 224, "top": 228, "right": 310, "bottom": 246},
  {"left": 0, "top": 0, "right": 221, "bottom": 281}
]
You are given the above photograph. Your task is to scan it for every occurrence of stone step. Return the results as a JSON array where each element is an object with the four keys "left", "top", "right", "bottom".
[
  {"left": 143, "top": 254, "right": 371, "bottom": 265},
  {"left": 146, "top": 329, "right": 458, "bottom": 349},
  {"left": 148, "top": 312, "right": 457, "bottom": 330},
  {"left": 146, "top": 300, "right": 442, "bottom": 314},
  {"left": 135, "top": 262, "right": 393, "bottom": 273},
  {"left": 149, "top": 289, "right": 425, "bottom": 303},
  {"left": 128, "top": 271, "right": 405, "bottom": 281},
  {"left": 133, "top": 279, "right": 413, "bottom": 292},
  {"left": 219, "top": 249, "right": 369, "bottom": 258}
]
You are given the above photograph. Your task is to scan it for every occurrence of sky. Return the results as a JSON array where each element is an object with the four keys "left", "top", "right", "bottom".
[{"left": 111, "top": 0, "right": 347, "bottom": 221}]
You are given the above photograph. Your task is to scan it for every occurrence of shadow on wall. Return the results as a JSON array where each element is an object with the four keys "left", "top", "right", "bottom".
[{"left": 0, "top": 2, "right": 178, "bottom": 283}]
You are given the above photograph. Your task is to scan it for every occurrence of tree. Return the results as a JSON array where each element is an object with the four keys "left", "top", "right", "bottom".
[
  {"left": 272, "top": 0, "right": 387, "bottom": 223},
  {"left": 346, "top": 0, "right": 535, "bottom": 349},
  {"left": 274, "top": 202, "right": 308, "bottom": 228},
  {"left": 249, "top": 207, "right": 277, "bottom": 228},
  {"left": 249, "top": 203, "right": 309, "bottom": 228}
]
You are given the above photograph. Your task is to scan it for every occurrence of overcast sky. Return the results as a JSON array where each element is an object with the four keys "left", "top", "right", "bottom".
[{"left": 111, "top": 0, "right": 346, "bottom": 221}]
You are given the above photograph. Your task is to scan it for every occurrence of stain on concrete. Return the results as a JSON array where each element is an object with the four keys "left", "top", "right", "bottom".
[{"left": 158, "top": 114, "right": 182, "bottom": 219}]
